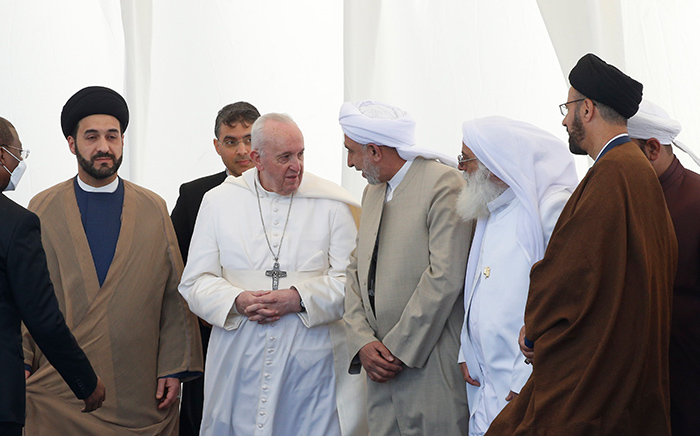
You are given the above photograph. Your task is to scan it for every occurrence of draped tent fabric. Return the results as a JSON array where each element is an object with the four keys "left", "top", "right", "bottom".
[{"left": 1, "top": 0, "right": 700, "bottom": 207}]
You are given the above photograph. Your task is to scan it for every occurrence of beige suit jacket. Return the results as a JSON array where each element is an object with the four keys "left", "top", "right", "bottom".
[{"left": 344, "top": 157, "right": 472, "bottom": 435}]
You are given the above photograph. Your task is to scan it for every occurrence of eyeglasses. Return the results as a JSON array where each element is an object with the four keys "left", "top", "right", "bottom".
[
  {"left": 559, "top": 98, "right": 586, "bottom": 116},
  {"left": 457, "top": 153, "right": 478, "bottom": 165},
  {"left": 220, "top": 137, "right": 252, "bottom": 148},
  {"left": 1, "top": 144, "right": 30, "bottom": 160}
]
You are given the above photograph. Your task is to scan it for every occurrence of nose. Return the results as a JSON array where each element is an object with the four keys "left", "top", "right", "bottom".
[
  {"left": 96, "top": 137, "right": 110, "bottom": 152},
  {"left": 235, "top": 142, "right": 249, "bottom": 155}
]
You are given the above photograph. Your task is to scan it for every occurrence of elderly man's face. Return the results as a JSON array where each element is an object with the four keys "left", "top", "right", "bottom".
[
  {"left": 344, "top": 135, "right": 381, "bottom": 185},
  {"left": 253, "top": 121, "right": 304, "bottom": 196},
  {"left": 457, "top": 143, "right": 480, "bottom": 174},
  {"left": 69, "top": 114, "right": 124, "bottom": 186}
]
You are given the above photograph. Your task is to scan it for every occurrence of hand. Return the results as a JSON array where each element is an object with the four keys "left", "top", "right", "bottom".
[
  {"left": 235, "top": 290, "right": 279, "bottom": 324},
  {"left": 156, "top": 377, "right": 180, "bottom": 410},
  {"left": 81, "top": 376, "right": 106, "bottom": 413},
  {"left": 359, "top": 341, "right": 403, "bottom": 383},
  {"left": 519, "top": 325, "right": 534, "bottom": 363},
  {"left": 237, "top": 288, "right": 303, "bottom": 324},
  {"left": 459, "top": 362, "right": 480, "bottom": 386},
  {"left": 505, "top": 390, "right": 518, "bottom": 402},
  {"left": 25, "top": 369, "right": 30, "bottom": 380}
]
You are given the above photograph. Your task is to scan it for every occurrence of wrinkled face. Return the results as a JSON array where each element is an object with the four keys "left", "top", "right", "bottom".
[
  {"left": 562, "top": 88, "right": 587, "bottom": 156},
  {"left": 253, "top": 121, "right": 304, "bottom": 196},
  {"left": 69, "top": 114, "right": 123, "bottom": 186},
  {"left": 457, "top": 143, "right": 480, "bottom": 175},
  {"left": 214, "top": 122, "right": 254, "bottom": 177},
  {"left": 344, "top": 135, "right": 381, "bottom": 185}
]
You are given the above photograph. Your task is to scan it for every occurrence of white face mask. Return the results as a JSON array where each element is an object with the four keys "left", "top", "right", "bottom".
[{"left": 2, "top": 148, "right": 27, "bottom": 192}]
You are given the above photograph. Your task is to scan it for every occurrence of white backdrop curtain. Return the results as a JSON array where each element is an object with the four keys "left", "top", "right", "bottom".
[{"left": 1, "top": 0, "right": 699, "bottom": 208}]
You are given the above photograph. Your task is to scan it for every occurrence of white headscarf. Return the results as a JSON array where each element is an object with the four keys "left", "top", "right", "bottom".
[
  {"left": 339, "top": 101, "right": 457, "bottom": 167},
  {"left": 462, "top": 116, "right": 578, "bottom": 265},
  {"left": 627, "top": 99, "right": 700, "bottom": 166}
]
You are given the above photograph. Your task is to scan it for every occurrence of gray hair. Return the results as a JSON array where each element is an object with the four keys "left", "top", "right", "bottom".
[{"left": 251, "top": 113, "right": 299, "bottom": 156}]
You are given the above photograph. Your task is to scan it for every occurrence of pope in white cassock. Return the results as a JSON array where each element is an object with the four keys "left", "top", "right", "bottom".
[
  {"left": 455, "top": 117, "right": 578, "bottom": 436},
  {"left": 179, "top": 113, "right": 368, "bottom": 436}
]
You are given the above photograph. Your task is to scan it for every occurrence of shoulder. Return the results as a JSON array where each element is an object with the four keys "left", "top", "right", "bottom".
[
  {"left": 0, "top": 194, "right": 35, "bottom": 229},
  {"left": 124, "top": 180, "right": 169, "bottom": 213},
  {"left": 28, "top": 179, "right": 74, "bottom": 215},
  {"left": 179, "top": 171, "right": 227, "bottom": 196}
]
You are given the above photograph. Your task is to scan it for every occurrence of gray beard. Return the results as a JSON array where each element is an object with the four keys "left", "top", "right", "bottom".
[{"left": 456, "top": 162, "right": 506, "bottom": 221}]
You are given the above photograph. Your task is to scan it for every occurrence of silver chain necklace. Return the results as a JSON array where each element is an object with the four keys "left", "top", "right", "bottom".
[{"left": 254, "top": 177, "right": 294, "bottom": 290}]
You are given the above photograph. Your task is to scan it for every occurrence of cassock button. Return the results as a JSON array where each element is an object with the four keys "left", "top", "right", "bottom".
[
  {"left": 262, "top": 385, "right": 269, "bottom": 391},
  {"left": 265, "top": 373, "right": 271, "bottom": 379},
  {"left": 260, "top": 411, "right": 266, "bottom": 416},
  {"left": 258, "top": 423, "right": 264, "bottom": 429},
  {"left": 273, "top": 220, "right": 280, "bottom": 225},
  {"left": 269, "top": 336, "right": 276, "bottom": 341},
  {"left": 262, "top": 397, "right": 268, "bottom": 403},
  {"left": 266, "top": 360, "right": 272, "bottom": 366},
  {"left": 273, "top": 207, "right": 279, "bottom": 212}
]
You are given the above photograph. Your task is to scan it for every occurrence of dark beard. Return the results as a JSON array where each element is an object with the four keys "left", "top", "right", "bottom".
[
  {"left": 568, "top": 111, "right": 587, "bottom": 155},
  {"left": 76, "top": 150, "right": 122, "bottom": 180}
]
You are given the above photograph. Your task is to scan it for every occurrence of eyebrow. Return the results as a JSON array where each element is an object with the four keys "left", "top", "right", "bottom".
[
  {"left": 83, "top": 128, "right": 120, "bottom": 135},
  {"left": 223, "top": 134, "right": 251, "bottom": 140}
]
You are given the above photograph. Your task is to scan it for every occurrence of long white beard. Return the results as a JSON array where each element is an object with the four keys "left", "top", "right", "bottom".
[{"left": 456, "top": 162, "right": 506, "bottom": 221}]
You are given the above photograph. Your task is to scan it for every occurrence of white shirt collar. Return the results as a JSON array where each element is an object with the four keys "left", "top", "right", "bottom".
[
  {"left": 76, "top": 176, "right": 120, "bottom": 193},
  {"left": 386, "top": 159, "right": 413, "bottom": 202},
  {"left": 487, "top": 187, "right": 515, "bottom": 214}
]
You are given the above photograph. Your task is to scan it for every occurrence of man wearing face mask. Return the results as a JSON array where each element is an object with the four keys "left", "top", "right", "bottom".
[{"left": 0, "top": 117, "right": 106, "bottom": 436}]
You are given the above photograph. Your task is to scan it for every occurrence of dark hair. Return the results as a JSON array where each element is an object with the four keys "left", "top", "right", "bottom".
[
  {"left": 214, "top": 102, "right": 261, "bottom": 139},
  {"left": 574, "top": 90, "right": 626, "bottom": 126},
  {"left": 0, "top": 117, "right": 15, "bottom": 147}
]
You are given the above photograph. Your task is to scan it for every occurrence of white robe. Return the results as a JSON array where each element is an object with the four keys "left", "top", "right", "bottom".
[
  {"left": 458, "top": 188, "right": 568, "bottom": 436},
  {"left": 179, "top": 169, "right": 367, "bottom": 436}
]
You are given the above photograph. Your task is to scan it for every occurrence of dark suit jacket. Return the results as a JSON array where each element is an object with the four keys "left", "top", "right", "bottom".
[
  {"left": 0, "top": 193, "right": 96, "bottom": 425},
  {"left": 171, "top": 171, "right": 227, "bottom": 263}
]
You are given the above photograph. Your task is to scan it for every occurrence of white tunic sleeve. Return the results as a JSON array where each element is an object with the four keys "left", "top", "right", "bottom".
[
  {"left": 178, "top": 193, "right": 246, "bottom": 330},
  {"left": 295, "top": 202, "right": 357, "bottom": 328}
]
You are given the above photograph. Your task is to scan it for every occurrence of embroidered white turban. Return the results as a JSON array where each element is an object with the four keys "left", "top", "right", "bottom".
[{"left": 339, "top": 101, "right": 457, "bottom": 167}]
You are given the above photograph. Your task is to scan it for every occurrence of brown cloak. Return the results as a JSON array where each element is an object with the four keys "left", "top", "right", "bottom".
[
  {"left": 23, "top": 179, "right": 203, "bottom": 435},
  {"left": 487, "top": 142, "right": 677, "bottom": 436}
]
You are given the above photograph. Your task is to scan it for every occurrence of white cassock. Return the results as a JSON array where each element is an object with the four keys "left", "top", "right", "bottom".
[
  {"left": 459, "top": 187, "right": 568, "bottom": 436},
  {"left": 179, "top": 169, "right": 368, "bottom": 436}
]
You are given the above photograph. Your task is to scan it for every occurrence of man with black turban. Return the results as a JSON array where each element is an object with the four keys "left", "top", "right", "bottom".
[
  {"left": 486, "top": 54, "right": 677, "bottom": 435},
  {"left": 22, "top": 86, "right": 203, "bottom": 435}
]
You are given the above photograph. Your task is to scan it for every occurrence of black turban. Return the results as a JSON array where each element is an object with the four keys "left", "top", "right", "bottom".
[
  {"left": 569, "top": 53, "right": 643, "bottom": 119},
  {"left": 61, "top": 86, "right": 129, "bottom": 138}
]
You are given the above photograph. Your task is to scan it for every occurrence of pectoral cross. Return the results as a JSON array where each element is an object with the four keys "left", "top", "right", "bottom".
[
  {"left": 265, "top": 262, "right": 287, "bottom": 290},
  {"left": 484, "top": 266, "right": 491, "bottom": 278}
]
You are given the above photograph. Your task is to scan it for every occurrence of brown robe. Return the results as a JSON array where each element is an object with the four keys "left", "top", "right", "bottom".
[
  {"left": 658, "top": 157, "right": 700, "bottom": 436},
  {"left": 23, "top": 179, "right": 203, "bottom": 435},
  {"left": 487, "top": 142, "right": 677, "bottom": 436}
]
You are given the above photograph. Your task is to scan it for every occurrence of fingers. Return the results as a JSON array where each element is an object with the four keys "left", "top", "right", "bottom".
[
  {"left": 157, "top": 379, "right": 181, "bottom": 410},
  {"left": 359, "top": 342, "right": 403, "bottom": 383},
  {"left": 505, "top": 390, "right": 518, "bottom": 402},
  {"left": 81, "top": 378, "right": 106, "bottom": 413}
]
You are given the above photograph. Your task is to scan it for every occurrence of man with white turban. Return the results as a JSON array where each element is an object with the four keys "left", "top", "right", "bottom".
[
  {"left": 456, "top": 117, "right": 578, "bottom": 436},
  {"left": 340, "top": 100, "right": 471, "bottom": 435},
  {"left": 628, "top": 100, "right": 700, "bottom": 436}
]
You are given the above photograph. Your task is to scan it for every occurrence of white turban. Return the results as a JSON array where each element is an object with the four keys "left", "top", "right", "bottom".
[
  {"left": 339, "top": 101, "right": 457, "bottom": 167},
  {"left": 627, "top": 99, "right": 700, "bottom": 166},
  {"left": 462, "top": 116, "right": 578, "bottom": 265},
  {"left": 627, "top": 100, "right": 681, "bottom": 145}
]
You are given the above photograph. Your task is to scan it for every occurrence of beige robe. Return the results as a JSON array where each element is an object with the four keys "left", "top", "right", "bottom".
[
  {"left": 23, "top": 179, "right": 203, "bottom": 436},
  {"left": 344, "top": 158, "right": 473, "bottom": 435}
]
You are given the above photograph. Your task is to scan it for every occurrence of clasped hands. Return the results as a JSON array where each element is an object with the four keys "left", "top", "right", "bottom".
[
  {"left": 359, "top": 341, "right": 404, "bottom": 383},
  {"left": 235, "top": 288, "right": 302, "bottom": 324}
]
